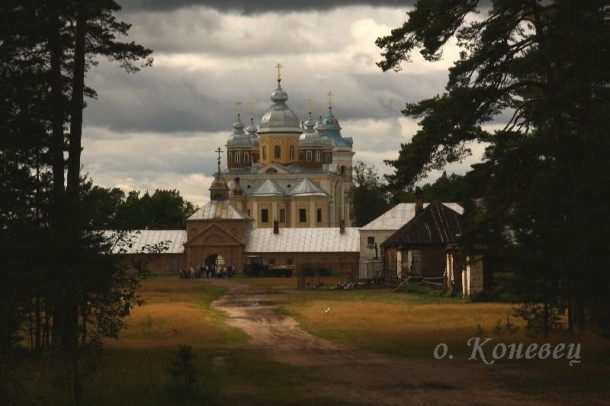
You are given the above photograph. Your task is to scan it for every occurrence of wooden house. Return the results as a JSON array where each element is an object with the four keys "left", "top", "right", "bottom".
[{"left": 381, "top": 201, "right": 472, "bottom": 295}]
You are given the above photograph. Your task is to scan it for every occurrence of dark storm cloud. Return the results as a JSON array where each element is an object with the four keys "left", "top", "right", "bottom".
[
  {"left": 84, "top": 56, "right": 448, "bottom": 135},
  {"left": 119, "top": 0, "right": 414, "bottom": 13}
]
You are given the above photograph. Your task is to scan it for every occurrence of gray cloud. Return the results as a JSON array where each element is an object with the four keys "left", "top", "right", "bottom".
[
  {"left": 84, "top": 59, "right": 449, "bottom": 135},
  {"left": 80, "top": 2, "right": 488, "bottom": 204},
  {"left": 119, "top": 0, "right": 413, "bottom": 14}
]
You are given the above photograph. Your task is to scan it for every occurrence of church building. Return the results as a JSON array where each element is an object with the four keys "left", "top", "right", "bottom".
[
  {"left": 110, "top": 67, "right": 360, "bottom": 276},
  {"left": 223, "top": 66, "right": 355, "bottom": 229}
]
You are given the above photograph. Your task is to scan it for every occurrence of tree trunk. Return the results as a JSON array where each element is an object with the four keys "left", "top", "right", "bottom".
[
  {"left": 67, "top": 11, "right": 87, "bottom": 196},
  {"left": 48, "top": 12, "right": 66, "bottom": 212}
]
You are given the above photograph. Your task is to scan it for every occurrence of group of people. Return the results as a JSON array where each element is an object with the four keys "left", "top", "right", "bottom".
[{"left": 179, "top": 264, "right": 237, "bottom": 279}]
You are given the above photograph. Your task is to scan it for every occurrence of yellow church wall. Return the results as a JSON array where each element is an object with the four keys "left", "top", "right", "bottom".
[
  {"left": 240, "top": 195, "right": 328, "bottom": 228},
  {"left": 259, "top": 134, "right": 300, "bottom": 165}
]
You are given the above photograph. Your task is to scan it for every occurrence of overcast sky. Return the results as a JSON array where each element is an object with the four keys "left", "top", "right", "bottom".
[{"left": 82, "top": 0, "right": 485, "bottom": 206}]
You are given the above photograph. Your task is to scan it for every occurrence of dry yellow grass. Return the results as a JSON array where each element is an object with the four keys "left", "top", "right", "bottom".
[
  {"left": 287, "top": 298, "right": 530, "bottom": 357},
  {"left": 105, "top": 277, "right": 245, "bottom": 350}
]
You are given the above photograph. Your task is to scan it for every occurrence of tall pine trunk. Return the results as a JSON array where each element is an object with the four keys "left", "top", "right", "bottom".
[{"left": 67, "top": 11, "right": 87, "bottom": 196}]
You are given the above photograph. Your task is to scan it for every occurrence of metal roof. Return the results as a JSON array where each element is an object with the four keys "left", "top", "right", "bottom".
[
  {"left": 381, "top": 202, "right": 463, "bottom": 248},
  {"left": 245, "top": 227, "right": 359, "bottom": 253},
  {"left": 251, "top": 179, "right": 285, "bottom": 196},
  {"left": 359, "top": 202, "right": 463, "bottom": 231},
  {"left": 258, "top": 82, "right": 302, "bottom": 134},
  {"left": 289, "top": 178, "right": 327, "bottom": 196},
  {"left": 228, "top": 177, "right": 328, "bottom": 197},
  {"left": 188, "top": 200, "right": 250, "bottom": 221},
  {"left": 105, "top": 230, "right": 186, "bottom": 254}
]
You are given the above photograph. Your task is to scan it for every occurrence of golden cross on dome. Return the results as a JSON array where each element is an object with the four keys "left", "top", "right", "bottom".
[
  {"left": 318, "top": 102, "right": 323, "bottom": 118},
  {"left": 275, "top": 62, "right": 283, "bottom": 82},
  {"left": 328, "top": 90, "right": 334, "bottom": 108},
  {"left": 235, "top": 100, "right": 242, "bottom": 117}
]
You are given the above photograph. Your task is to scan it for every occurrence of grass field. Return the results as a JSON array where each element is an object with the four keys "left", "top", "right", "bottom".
[{"left": 6, "top": 275, "right": 610, "bottom": 405}]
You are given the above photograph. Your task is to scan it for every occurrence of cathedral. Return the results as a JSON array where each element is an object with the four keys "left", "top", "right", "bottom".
[
  {"left": 111, "top": 68, "right": 361, "bottom": 276},
  {"left": 222, "top": 67, "right": 355, "bottom": 229}
]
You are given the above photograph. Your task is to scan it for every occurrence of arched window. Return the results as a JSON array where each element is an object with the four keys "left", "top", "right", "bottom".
[
  {"left": 315, "top": 151, "right": 320, "bottom": 162},
  {"left": 228, "top": 152, "right": 232, "bottom": 163},
  {"left": 235, "top": 152, "right": 240, "bottom": 163},
  {"left": 289, "top": 145, "right": 295, "bottom": 159},
  {"left": 262, "top": 146, "right": 267, "bottom": 160},
  {"left": 274, "top": 145, "right": 281, "bottom": 159},
  {"left": 306, "top": 150, "right": 312, "bottom": 162},
  {"left": 324, "top": 153, "right": 331, "bottom": 163},
  {"left": 244, "top": 152, "right": 250, "bottom": 163}
]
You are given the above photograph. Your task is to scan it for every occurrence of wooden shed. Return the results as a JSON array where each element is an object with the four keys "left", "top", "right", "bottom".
[{"left": 381, "top": 201, "right": 465, "bottom": 293}]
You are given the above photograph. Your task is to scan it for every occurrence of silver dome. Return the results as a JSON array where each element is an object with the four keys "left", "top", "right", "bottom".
[
  {"left": 227, "top": 114, "right": 253, "bottom": 148},
  {"left": 258, "top": 81, "right": 302, "bottom": 134}
]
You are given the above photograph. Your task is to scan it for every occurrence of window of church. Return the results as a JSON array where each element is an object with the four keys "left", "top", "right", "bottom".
[
  {"left": 325, "top": 153, "right": 331, "bottom": 163},
  {"left": 306, "top": 150, "right": 312, "bottom": 162},
  {"left": 228, "top": 153, "right": 232, "bottom": 163},
  {"left": 316, "top": 208, "right": 322, "bottom": 223},
  {"left": 274, "top": 145, "right": 281, "bottom": 159},
  {"left": 244, "top": 152, "right": 249, "bottom": 162},
  {"left": 289, "top": 145, "right": 295, "bottom": 159},
  {"left": 299, "top": 208, "right": 307, "bottom": 223},
  {"left": 279, "top": 208, "right": 286, "bottom": 223},
  {"left": 261, "top": 208, "right": 269, "bottom": 223},
  {"left": 315, "top": 151, "right": 320, "bottom": 162},
  {"left": 235, "top": 152, "right": 240, "bottom": 163},
  {"left": 262, "top": 146, "right": 267, "bottom": 160}
]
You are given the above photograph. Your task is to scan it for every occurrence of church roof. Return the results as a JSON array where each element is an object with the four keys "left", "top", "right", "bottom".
[
  {"left": 228, "top": 177, "right": 328, "bottom": 197},
  {"left": 359, "top": 202, "right": 463, "bottom": 231},
  {"left": 317, "top": 106, "right": 352, "bottom": 147},
  {"left": 258, "top": 81, "right": 301, "bottom": 134},
  {"left": 105, "top": 230, "right": 186, "bottom": 254},
  {"left": 227, "top": 114, "right": 252, "bottom": 148},
  {"left": 245, "top": 227, "right": 359, "bottom": 253},
  {"left": 381, "top": 202, "right": 463, "bottom": 248},
  {"left": 251, "top": 179, "right": 285, "bottom": 196},
  {"left": 299, "top": 113, "right": 325, "bottom": 147},
  {"left": 289, "top": 178, "right": 327, "bottom": 196},
  {"left": 188, "top": 200, "right": 250, "bottom": 221}
]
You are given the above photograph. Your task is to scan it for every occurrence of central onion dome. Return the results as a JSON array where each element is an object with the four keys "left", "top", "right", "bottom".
[{"left": 258, "top": 80, "right": 302, "bottom": 134}]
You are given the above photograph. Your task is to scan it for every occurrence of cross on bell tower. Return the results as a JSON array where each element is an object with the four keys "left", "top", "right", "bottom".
[
  {"left": 209, "top": 147, "right": 229, "bottom": 201},
  {"left": 215, "top": 147, "right": 223, "bottom": 173}
]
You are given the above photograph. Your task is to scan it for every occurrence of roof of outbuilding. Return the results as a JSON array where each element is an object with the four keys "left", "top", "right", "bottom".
[
  {"left": 105, "top": 230, "right": 186, "bottom": 254},
  {"left": 381, "top": 201, "right": 463, "bottom": 248},
  {"left": 245, "top": 227, "right": 359, "bottom": 253},
  {"left": 359, "top": 202, "right": 463, "bottom": 231}
]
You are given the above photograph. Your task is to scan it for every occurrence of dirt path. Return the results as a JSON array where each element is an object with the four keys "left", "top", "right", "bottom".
[{"left": 211, "top": 280, "right": 560, "bottom": 406}]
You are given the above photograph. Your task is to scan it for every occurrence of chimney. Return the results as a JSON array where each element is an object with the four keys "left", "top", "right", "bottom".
[
  {"left": 232, "top": 176, "right": 242, "bottom": 195},
  {"left": 339, "top": 220, "right": 345, "bottom": 234},
  {"left": 415, "top": 187, "right": 424, "bottom": 215},
  {"left": 273, "top": 220, "right": 279, "bottom": 234}
]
